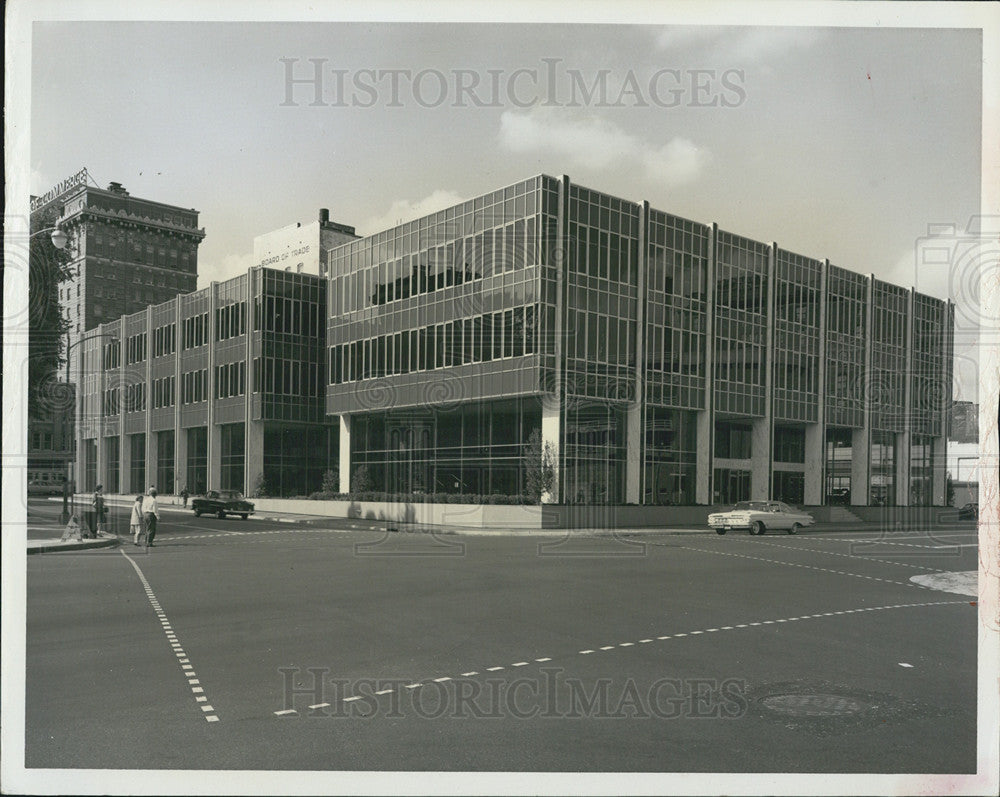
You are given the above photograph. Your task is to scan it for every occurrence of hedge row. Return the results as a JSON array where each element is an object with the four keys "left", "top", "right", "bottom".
[{"left": 303, "top": 491, "right": 539, "bottom": 505}]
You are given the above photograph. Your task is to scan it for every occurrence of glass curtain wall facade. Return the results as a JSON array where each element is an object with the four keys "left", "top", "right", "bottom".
[
  {"left": 327, "top": 176, "right": 554, "bottom": 496},
  {"left": 75, "top": 174, "right": 953, "bottom": 508}
]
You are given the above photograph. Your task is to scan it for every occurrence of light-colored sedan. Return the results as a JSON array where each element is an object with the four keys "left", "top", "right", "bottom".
[{"left": 708, "top": 501, "right": 815, "bottom": 536}]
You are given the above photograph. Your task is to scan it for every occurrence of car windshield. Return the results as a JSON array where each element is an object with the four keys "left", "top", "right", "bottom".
[{"left": 732, "top": 502, "right": 769, "bottom": 511}]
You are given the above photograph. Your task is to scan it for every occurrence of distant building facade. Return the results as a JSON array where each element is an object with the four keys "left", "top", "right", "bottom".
[
  {"left": 30, "top": 169, "right": 208, "bottom": 491},
  {"left": 253, "top": 208, "right": 357, "bottom": 276},
  {"left": 77, "top": 174, "right": 955, "bottom": 507}
]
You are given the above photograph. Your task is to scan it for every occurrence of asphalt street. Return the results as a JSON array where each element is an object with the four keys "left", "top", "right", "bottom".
[{"left": 23, "top": 499, "right": 979, "bottom": 773}]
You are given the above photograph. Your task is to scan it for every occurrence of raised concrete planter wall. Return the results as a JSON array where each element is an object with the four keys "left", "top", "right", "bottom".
[{"left": 252, "top": 498, "right": 546, "bottom": 529}]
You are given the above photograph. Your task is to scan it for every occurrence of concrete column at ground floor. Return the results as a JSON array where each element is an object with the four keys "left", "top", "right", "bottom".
[
  {"left": 895, "top": 431, "right": 911, "bottom": 507},
  {"left": 625, "top": 404, "right": 642, "bottom": 504},
  {"left": 695, "top": 410, "right": 712, "bottom": 504},
  {"left": 339, "top": 415, "right": 352, "bottom": 494},
  {"left": 803, "top": 423, "right": 824, "bottom": 505},
  {"left": 541, "top": 398, "right": 560, "bottom": 504},
  {"left": 208, "top": 423, "right": 222, "bottom": 492},
  {"left": 245, "top": 420, "right": 264, "bottom": 497},
  {"left": 175, "top": 428, "right": 189, "bottom": 494},
  {"left": 750, "top": 418, "right": 771, "bottom": 501},
  {"left": 119, "top": 435, "right": 131, "bottom": 494},
  {"left": 931, "top": 435, "right": 947, "bottom": 506},
  {"left": 146, "top": 433, "right": 159, "bottom": 494},
  {"left": 851, "top": 427, "right": 871, "bottom": 506}
]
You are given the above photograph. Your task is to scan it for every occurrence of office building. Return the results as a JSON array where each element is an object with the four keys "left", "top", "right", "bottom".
[{"left": 78, "top": 174, "right": 954, "bottom": 507}]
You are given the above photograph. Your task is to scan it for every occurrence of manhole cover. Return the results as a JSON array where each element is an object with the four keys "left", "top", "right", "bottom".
[{"left": 761, "top": 693, "right": 871, "bottom": 717}]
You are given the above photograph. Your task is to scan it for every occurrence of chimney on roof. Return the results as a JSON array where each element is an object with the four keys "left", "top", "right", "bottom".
[
  {"left": 107, "top": 182, "right": 129, "bottom": 196},
  {"left": 319, "top": 208, "right": 330, "bottom": 224}
]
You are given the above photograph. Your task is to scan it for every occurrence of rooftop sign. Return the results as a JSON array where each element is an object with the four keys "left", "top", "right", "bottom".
[{"left": 30, "top": 168, "right": 89, "bottom": 212}]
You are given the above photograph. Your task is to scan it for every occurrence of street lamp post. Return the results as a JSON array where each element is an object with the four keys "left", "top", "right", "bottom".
[{"left": 27, "top": 225, "right": 72, "bottom": 520}]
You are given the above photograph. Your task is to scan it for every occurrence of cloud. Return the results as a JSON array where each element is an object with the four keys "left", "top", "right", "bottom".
[
  {"left": 498, "top": 109, "right": 710, "bottom": 187},
  {"left": 655, "top": 26, "right": 824, "bottom": 64},
  {"left": 360, "top": 189, "right": 466, "bottom": 237},
  {"left": 197, "top": 249, "right": 254, "bottom": 289}
]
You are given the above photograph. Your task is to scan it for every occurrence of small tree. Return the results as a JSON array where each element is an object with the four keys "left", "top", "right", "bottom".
[
  {"left": 321, "top": 469, "right": 339, "bottom": 495},
  {"left": 524, "top": 428, "right": 556, "bottom": 504},
  {"left": 351, "top": 465, "right": 373, "bottom": 494},
  {"left": 252, "top": 472, "right": 268, "bottom": 498}
]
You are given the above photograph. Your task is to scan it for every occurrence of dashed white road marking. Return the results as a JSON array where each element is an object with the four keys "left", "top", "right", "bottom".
[
  {"left": 680, "top": 543, "right": 928, "bottom": 588},
  {"left": 121, "top": 550, "right": 218, "bottom": 723},
  {"left": 273, "top": 599, "right": 968, "bottom": 716},
  {"left": 740, "top": 537, "right": 947, "bottom": 571}
]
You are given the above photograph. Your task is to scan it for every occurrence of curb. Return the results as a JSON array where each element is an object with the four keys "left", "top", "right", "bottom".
[{"left": 27, "top": 537, "right": 120, "bottom": 555}]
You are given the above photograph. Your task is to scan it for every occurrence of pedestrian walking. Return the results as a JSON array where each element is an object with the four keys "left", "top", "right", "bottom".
[
  {"left": 181, "top": 486, "right": 190, "bottom": 507},
  {"left": 130, "top": 495, "right": 144, "bottom": 545},
  {"left": 92, "top": 485, "right": 107, "bottom": 537},
  {"left": 142, "top": 487, "right": 160, "bottom": 547}
]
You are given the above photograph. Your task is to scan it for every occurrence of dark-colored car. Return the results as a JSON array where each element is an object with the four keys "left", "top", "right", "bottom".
[
  {"left": 191, "top": 490, "right": 255, "bottom": 519},
  {"left": 957, "top": 502, "right": 978, "bottom": 520}
]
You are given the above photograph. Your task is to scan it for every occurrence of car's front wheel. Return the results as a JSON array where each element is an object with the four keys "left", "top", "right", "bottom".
[
  {"left": 716, "top": 528, "right": 727, "bottom": 535},
  {"left": 218, "top": 509, "right": 226, "bottom": 519},
  {"left": 193, "top": 508, "right": 201, "bottom": 517},
  {"left": 241, "top": 514, "right": 248, "bottom": 520},
  {"left": 788, "top": 523, "right": 801, "bottom": 535},
  {"left": 750, "top": 521, "right": 766, "bottom": 536}
]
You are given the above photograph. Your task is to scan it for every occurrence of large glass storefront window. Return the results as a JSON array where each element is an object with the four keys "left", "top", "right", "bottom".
[
  {"left": 772, "top": 471, "right": 805, "bottom": 505},
  {"left": 713, "top": 468, "right": 751, "bottom": 504},
  {"left": 186, "top": 427, "right": 208, "bottom": 495},
  {"left": 105, "top": 436, "right": 120, "bottom": 494},
  {"left": 563, "top": 402, "right": 627, "bottom": 505},
  {"left": 871, "top": 431, "right": 896, "bottom": 506},
  {"left": 130, "top": 434, "right": 145, "bottom": 493},
  {"left": 714, "top": 421, "right": 752, "bottom": 459},
  {"left": 157, "top": 431, "right": 175, "bottom": 495},
  {"left": 825, "top": 427, "right": 852, "bottom": 503},
  {"left": 220, "top": 423, "right": 245, "bottom": 492},
  {"left": 350, "top": 398, "right": 542, "bottom": 498},
  {"left": 909, "top": 435, "right": 932, "bottom": 507},
  {"left": 644, "top": 408, "right": 697, "bottom": 505},
  {"left": 262, "top": 424, "right": 336, "bottom": 497}
]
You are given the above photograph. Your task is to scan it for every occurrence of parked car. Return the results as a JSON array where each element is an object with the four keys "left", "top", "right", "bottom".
[
  {"left": 708, "top": 501, "right": 815, "bottom": 535},
  {"left": 191, "top": 490, "right": 255, "bottom": 519},
  {"left": 957, "top": 502, "right": 978, "bottom": 521}
]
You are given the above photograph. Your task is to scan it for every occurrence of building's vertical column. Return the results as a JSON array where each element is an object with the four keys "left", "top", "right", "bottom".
[
  {"left": 173, "top": 299, "right": 186, "bottom": 494},
  {"left": 207, "top": 283, "right": 221, "bottom": 490},
  {"left": 852, "top": 275, "right": 875, "bottom": 505},
  {"left": 896, "top": 288, "right": 915, "bottom": 506},
  {"left": 931, "top": 300, "right": 953, "bottom": 505},
  {"left": 95, "top": 335, "right": 109, "bottom": 494},
  {"left": 74, "top": 339, "right": 86, "bottom": 495},
  {"left": 804, "top": 261, "right": 828, "bottom": 506},
  {"left": 750, "top": 243, "right": 776, "bottom": 501},
  {"left": 115, "top": 323, "right": 126, "bottom": 493},
  {"left": 339, "top": 414, "right": 352, "bottom": 494},
  {"left": 543, "top": 175, "right": 569, "bottom": 504},
  {"left": 144, "top": 306, "right": 156, "bottom": 494},
  {"left": 626, "top": 201, "right": 648, "bottom": 504},
  {"left": 244, "top": 270, "right": 258, "bottom": 497},
  {"left": 696, "top": 223, "right": 717, "bottom": 505}
]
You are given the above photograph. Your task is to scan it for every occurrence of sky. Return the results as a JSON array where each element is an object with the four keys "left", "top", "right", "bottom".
[{"left": 25, "top": 15, "right": 986, "bottom": 402}]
